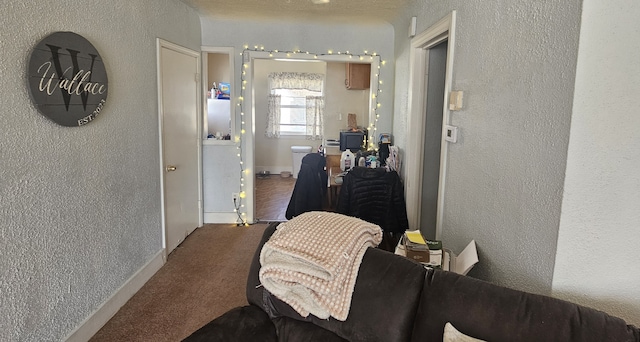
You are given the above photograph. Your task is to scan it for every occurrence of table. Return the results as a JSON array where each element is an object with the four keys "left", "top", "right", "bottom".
[{"left": 327, "top": 166, "right": 343, "bottom": 208}]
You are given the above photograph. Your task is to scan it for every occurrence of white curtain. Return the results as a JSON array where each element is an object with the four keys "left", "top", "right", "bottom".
[
  {"left": 266, "top": 94, "right": 281, "bottom": 138},
  {"left": 268, "top": 72, "right": 324, "bottom": 92},
  {"left": 305, "top": 96, "right": 324, "bottom": 140},
  {"left": 266, "top": 72, "right": 324, "bottom": 139}
]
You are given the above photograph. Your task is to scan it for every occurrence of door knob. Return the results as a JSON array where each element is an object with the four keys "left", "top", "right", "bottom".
[{"left": 166, "top": 165, "right": 177, "bottom": 172}]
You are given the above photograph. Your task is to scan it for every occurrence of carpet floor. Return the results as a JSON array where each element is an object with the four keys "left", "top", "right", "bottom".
[{"left": 89, "top": 223, "right": 271, "bottom": 342}]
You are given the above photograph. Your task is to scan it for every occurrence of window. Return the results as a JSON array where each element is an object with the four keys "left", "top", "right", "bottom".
[
  {"left": 275, "top": 88, "right": 313, "bottom": 134},
  {"left": 266, "top": 72, "right": 324, "bottom": 140}
]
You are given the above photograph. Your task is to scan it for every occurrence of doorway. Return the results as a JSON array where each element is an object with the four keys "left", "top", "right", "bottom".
[
  {"left": 201, "top": 47, "right": 240, "bottom": 224},
  {"left": 420, "top": 40, "right": 448, "bottom": 239},
  {"left": 157, "top": 39, "right": 202, "bottom": 255},
  {"left": 405, "top": 11, "right": 457, "bottom": 240},
  {"left": 242, "top": 51, "right": 381, "bottom": 223}
]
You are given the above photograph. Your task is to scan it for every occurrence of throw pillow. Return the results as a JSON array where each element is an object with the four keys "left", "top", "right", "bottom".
[{"left": 443, "top": 322, "right": 486, "bottom": 342}]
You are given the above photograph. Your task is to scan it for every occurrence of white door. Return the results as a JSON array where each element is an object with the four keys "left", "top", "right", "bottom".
[{"left": 158, "top": 40, "right": 201, "bottom": 254}]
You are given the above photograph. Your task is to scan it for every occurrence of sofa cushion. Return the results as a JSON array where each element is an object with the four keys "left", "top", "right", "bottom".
[
  {"left": 246, "top": 222, "right": 280, "bottom": 307},
  {"left": 272, "top": 316, "right": 348, "bottom": 342},
  {"left": 261, "top": 247, "right": 427, "bottom": 342},
  {"left": 182, "top": 305, "right": 277, "bottom": 342},
  {"left": 411, "top": 269, "right": 640, "bottom": 342},
  {"left": 443, "top": 322, "right": 486, "bottom": 342}
]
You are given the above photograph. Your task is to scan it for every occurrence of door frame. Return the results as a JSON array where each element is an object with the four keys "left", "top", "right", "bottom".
[
  {"left": 405, "top": 11, "right": 457, "bottom": 240},
  {"left": 156, "top": 38, "right": 203, "bottom": 256},
  {"left": 242, "top": 51, "right": 381, "bottom": 223}
]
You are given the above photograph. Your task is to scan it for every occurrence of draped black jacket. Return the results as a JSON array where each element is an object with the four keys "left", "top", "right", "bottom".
[
  {"left": 336, "top": 167, "right": 409, "bottom": 234},
  {"left": 285, "top": 153, "right": 327, "bottom": 220}
]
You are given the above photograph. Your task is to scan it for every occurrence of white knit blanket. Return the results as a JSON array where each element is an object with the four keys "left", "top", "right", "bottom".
[{"left": 259, "top": 211, "right": 382, "bottom": 321}]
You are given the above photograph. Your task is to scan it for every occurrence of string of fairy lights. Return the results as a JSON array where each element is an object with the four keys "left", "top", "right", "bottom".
[{"left": 232, "top": 45, "right": 386, "bottom": 226}]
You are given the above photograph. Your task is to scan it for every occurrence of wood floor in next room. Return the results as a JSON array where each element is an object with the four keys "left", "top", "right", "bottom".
[{"left": 255, "top": 174, "right": 295, "bottom": 222}]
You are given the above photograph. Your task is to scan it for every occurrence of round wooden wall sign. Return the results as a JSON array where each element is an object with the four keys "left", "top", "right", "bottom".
[{"left": 27, "top": 31, "right": 108, "bottom": 127}]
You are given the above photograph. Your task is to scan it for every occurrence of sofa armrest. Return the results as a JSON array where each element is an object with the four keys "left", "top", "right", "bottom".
[
  {"left": 247, "top": 222, "right": 280, "bottom": 307},
  {"left": 272, "top": 316, "right": 348, "bottom": 341},
  {"left": 412, "top": 269, "right": 640, "bottom": 342},
  {"left": 182, "top": 305, "right": 277, "bottom": 342}
]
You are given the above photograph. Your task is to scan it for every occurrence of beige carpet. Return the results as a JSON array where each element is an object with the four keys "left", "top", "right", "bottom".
[{"left": 89, "top": 223, "right": 271, "bottom": 342}]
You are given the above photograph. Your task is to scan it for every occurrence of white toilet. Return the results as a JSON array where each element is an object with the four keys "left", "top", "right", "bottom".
[{"left": 291, "top": 146, "right": 312, "bottom": 179}]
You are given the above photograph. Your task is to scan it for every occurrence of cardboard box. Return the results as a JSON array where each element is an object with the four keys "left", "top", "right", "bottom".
[
  {"left": 395, "top": 231, "right": 478, "bottom": 275},
  {"left": 405, "top": 246, "right": 430, "bottom": 263},
  {"left": 423, "top": 240, "right": 442, "bottom": 268},
  {"left": 443, "top": 240, "right": 478, "bottom": 275},
  {"left": 403, "top": 231, "right": 430, "bottom": 263},
  {"left": 425, "top": 249, "right": 442, "bottom": 268}
]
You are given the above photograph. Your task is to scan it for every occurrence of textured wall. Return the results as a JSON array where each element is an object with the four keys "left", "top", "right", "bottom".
[
  {"left": 0, "top": 0, "right": 200, "bottom": 340},
  {"left": 392, "top": 1, "right": 581, "bottom": 295},
  {"left": 323, "top": 63, "right": 370, "bottom": 145},
  {"left": 553, "top": 0, "right": 640, "bottom": 325}
]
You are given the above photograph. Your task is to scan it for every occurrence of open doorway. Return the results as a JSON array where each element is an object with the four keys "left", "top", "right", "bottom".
[
  {"left": 420, "top": 40, "right": 448, "bottom": 239},
  {"left": 201, "top": 47, "right": 240, "bottom": 224},
  {"left": 405, "top": 11, "right": 457, "bottom": 240},
  {"left": 251, "top": 59, "right": 371, "bottom": 222},
  {"left": 242, "top": 50, "right": 381, "bottom": 223}
]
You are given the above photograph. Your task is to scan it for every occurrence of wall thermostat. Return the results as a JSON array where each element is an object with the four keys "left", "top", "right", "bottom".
[{"left": 444, "top": 125, "right": 458, "bottom": 143}]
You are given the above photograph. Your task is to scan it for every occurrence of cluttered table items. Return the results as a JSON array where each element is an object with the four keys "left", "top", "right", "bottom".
[
  {"left": 323, "top": 139, "right": 397, "bottom": 209},
  {"left": 327, "top": 166, "right": 345, "bottom": 208},
  {"left": 395, "top": 230, "right": 479, "bottom": 275},
  {"left": 324, "top": 151, "right": 384, "bottom": 208}
]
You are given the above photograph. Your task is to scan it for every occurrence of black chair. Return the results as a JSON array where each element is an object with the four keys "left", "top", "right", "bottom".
[{"left": 285, "top": 153, "right": 327, "bottom": 219}]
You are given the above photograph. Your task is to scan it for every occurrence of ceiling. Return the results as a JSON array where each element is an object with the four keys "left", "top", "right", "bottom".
[{"left": 180, "top": 0, "right": 409, "bottom": 25}]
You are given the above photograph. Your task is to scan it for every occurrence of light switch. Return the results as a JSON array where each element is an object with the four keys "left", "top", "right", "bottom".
[{"left": 444, "top": 125, "right": 458, "bottom": 143}]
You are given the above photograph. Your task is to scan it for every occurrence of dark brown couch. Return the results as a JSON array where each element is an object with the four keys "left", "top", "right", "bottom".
[{"left": 184, "top": 223, "right": 639, "bottom": 341}]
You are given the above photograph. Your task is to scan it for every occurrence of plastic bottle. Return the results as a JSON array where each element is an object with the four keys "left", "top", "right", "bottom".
[
  {"left": 340, "top": 149, "right": 356, "bottom": 171},
  {"left": 210, "top": 82, "right": 217, "bottom": 99},
  {"left": 369, "top": 155, "right": 378, "bottom": 168}
]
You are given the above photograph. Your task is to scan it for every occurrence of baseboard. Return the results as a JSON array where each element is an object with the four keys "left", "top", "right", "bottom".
[
  {"left": 255, "top": 166, "right": 292, "bottom": 175},
  {"left": 204, "top": 212, "right": 244, "bottom": 224},
  {"left": 64, "top": 249, "right": 166, "bottom": 342}
]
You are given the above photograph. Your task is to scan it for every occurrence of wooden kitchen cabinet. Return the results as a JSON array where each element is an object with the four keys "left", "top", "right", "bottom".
[{"left": 345, "top": 63, "right": 371, "bottom": 90}]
